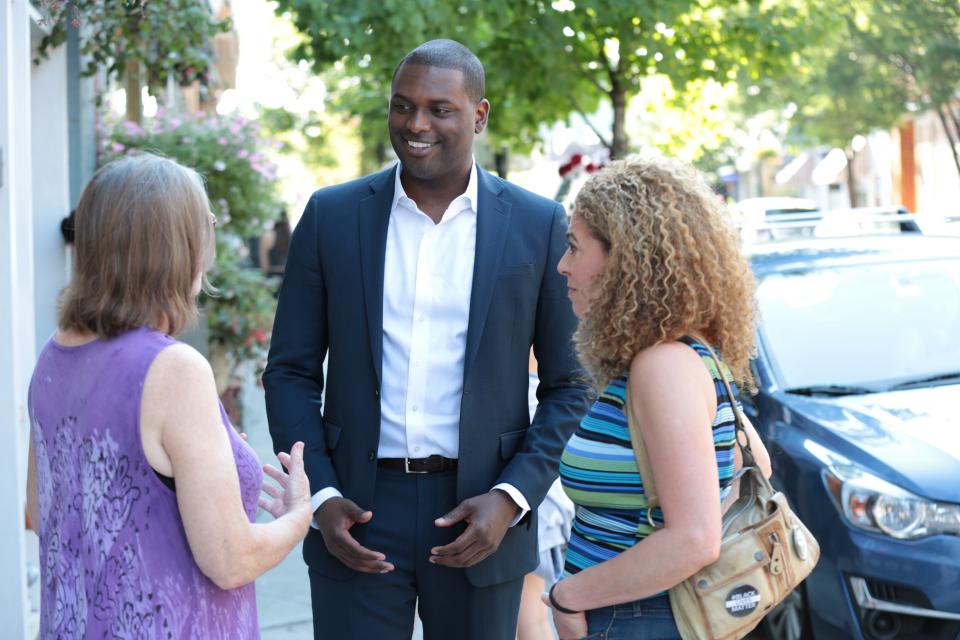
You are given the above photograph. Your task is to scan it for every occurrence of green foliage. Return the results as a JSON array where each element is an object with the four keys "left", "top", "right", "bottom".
[
  {"left": 630, "top": 76, "right": 743, "bottom": 174},
  {"left": 275, "top": 0, "right": 829, "bottom": 159},
  {"left": 33, "top": 0, "right": 228, "bottom": 91},
  {"left": 103, "top": 110, "right": 281, "bottom": 238},
  {"left": 257, "top": 105, "right": 339, "bottom": 171},
  {"left": 852, "top": 0, "right": 960, "bottom": 111},
  {"left": 202, "top": 241, "right": 277, "bottom": 376},
  {"left": 101, "top": 110, "right": 282, "bottom": 375},
  {"left": 742, "top": 0, "right": 960, "bottom": 171}
]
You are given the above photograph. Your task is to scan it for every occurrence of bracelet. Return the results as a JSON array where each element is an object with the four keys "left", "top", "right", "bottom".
[{"left": 548, "top": 581, "right": 580, "bottom": 615}]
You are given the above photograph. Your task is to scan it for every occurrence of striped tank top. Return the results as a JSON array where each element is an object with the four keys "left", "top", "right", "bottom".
[{"left": 560, "top": 336, "right": 739, "bottom": 577}]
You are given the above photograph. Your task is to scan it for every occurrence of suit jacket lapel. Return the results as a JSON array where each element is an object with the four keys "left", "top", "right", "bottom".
[
  {"left": 358, "top": 166, "right": 396, "bottom": 387},
  {"left": 464, "top": 168, "right": 511, "bottom": 383}
]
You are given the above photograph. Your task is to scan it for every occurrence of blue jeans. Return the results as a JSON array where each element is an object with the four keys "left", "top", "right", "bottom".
[{"left": 581, "top": 593, "right": 681, "bottom": 640}]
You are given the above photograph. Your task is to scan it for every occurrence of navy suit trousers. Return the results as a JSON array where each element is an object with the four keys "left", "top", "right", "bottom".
[{"left": 309, "top": 466, "right": 524, "bottom": 640}]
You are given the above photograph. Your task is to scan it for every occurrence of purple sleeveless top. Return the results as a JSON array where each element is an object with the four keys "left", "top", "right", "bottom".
[{"left": 28, "top": 327, "right": 262, "bottom": 639}]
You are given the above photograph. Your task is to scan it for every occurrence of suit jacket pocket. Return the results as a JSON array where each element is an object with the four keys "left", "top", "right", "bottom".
[
  {"left": 499, "top": 428, "right": 528, "bottom": 460},
  {"left": 324, "top": 422, "right": 342, "bottom": 450}
]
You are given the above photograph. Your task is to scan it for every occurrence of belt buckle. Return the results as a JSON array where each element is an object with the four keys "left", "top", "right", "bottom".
[{"left": 404, "top": 458, "right": 430, "bottom": 474}]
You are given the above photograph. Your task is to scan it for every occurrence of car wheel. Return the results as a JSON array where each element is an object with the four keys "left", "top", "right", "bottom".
[{"left": 759, "top": 587, "right": 811, "bottom": 640}]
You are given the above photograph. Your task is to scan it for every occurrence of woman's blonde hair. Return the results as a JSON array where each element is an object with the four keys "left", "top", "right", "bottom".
[
  {"left": 573, "top": 156, "right": 757, "bottom": 390},
  {"left": 59, "top": 153, "right": 215, "bottom": 338}
]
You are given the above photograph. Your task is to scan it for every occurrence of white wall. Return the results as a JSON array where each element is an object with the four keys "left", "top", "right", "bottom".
[
  {"left": 32, "top": 36, "right": 71, "bottom": 352},
  {"left": 0, "top": 1, "right": 39, "bottom": 637}
]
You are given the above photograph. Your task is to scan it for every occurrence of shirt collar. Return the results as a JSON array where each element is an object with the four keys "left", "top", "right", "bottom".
[{"left": 391, "top": 159, "right": 479, "bottom": 218}]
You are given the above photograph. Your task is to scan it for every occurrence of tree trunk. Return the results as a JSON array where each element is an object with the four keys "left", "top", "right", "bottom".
[
  {"left": 610, "top": 85, "right": 628, "bottom": 160},
  {"left": 494, "top": 149, "right": 510, "bottom": 179},
  {"left": 845, "top": 147, "right": 859, "bottom": 208},
  {"left": 124, "top": 58, "right": 142, "bottom": 124},
  {"left": 935, "top": 103, "right": 960, "bottom": 179}
]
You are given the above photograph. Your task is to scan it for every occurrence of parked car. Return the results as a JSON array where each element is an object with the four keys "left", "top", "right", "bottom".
[
  {"left": 734, "top": 197, "right": 821, "bottom": 242},
  {"left": 745, "top": 231, "right": 960, "bottom": 640},
  {"left": 813, "top": 206, "right": 920, "bottom": 237}
]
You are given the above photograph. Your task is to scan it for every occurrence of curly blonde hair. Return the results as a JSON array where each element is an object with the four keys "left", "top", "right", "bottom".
[{"left": 573, "top": 156, "right": 757, "bottom": 390}]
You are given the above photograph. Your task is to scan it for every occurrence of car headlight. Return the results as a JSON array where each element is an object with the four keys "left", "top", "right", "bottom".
[{"left": 823, "top": 464, "right": 960, "bottom": 539}]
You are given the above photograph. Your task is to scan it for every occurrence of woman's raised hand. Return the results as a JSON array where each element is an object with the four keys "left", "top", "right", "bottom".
[{"left": 259, "top": 441, "right": 311, "bottom": 523}]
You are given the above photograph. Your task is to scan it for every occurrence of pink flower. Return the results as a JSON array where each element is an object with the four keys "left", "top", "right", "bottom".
[
  {"left": 237, "top": 149, "right": 249, "bottom": 159},
  {"left": 111, "top": 142, "right": 125, "bottom": 153},
  {"left": 122, "top": 121, "right": 144, "bottom": 136},
  {"left": 218, "top": 137, "right": 228, "bottom": 145}
]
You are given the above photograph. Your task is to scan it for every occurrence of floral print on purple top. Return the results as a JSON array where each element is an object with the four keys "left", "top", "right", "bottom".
[{"left": 28, "top": 327, "right": 262, "bottom": 639}]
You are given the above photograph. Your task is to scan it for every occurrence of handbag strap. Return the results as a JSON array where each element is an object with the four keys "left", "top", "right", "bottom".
[
  {"left": 690, "top": 336, "right": 757, "bottom": 469},
  {"left": 624, "top": 336, "right": 755, "bottom": 528}
]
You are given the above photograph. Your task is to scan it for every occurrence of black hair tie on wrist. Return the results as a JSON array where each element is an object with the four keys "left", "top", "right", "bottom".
[{"left": 549, "top": 582, "right": 580, "bottom": 615}]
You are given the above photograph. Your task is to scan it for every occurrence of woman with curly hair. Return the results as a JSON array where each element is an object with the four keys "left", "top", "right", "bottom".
[{"left": 543, "top": 156, "right": 772, "bottom": 639}]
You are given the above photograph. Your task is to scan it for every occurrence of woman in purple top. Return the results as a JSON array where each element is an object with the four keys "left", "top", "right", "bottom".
[{"left": 25, "top": 153, "right": 312, "bottom": 639}]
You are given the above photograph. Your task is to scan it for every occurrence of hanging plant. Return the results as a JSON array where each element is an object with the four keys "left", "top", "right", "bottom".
[
  {"left": 102, "top": 109, "right": 283, "bottom": 388},
  {"left": 32, "top": 0, "right": 229, "bottom": 92}
]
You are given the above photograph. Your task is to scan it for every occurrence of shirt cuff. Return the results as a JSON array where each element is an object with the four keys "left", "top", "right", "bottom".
[
  {"left": 309, "top": 487, "right": 343, "bottom": 530},
  {"left": 492, "top": 483, "right": 530, "bottom": 527}
]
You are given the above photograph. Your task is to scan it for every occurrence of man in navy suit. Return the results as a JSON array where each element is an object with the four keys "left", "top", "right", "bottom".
[{"left": 263, "top": 39, "right": 590, "bottom": 639}]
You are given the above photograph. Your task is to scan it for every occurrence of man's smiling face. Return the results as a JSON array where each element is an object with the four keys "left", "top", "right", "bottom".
[{"left": 388, "top": 63, "right": 488, "bottom": 183}]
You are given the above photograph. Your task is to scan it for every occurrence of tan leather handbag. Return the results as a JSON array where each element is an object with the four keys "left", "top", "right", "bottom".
[{"left": 625, "top": 340, "right": 819, "bottom": 640}]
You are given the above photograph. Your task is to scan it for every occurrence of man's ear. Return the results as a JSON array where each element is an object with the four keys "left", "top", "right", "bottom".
[{"left": 474, "top": 99, "right": 491, "bottom": 134}]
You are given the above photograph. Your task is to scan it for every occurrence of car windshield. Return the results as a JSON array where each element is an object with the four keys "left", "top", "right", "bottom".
[{"left": 757, "top": 258, "right": 960, "bottom": 390}]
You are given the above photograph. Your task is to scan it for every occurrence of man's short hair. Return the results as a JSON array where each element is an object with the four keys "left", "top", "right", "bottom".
[{"left": 393, "top": 39, "right": 485, "bottom": 103}]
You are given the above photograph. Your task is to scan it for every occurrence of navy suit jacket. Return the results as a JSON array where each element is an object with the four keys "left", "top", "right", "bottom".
[{"left": 263, "top": 165, "right": 591, "bottom": 586}]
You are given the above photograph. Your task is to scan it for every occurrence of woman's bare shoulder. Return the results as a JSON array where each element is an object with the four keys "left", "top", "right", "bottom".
[
  {"left": 142, "top": 343, "right": 218, "bottom": 426},
  {"left": 629, "top": 340, "right": 707, "bottom": 382}
]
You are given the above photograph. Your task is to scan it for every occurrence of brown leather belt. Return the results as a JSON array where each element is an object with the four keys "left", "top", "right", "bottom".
[{"left": 377, "top": 456, "right": 458, "bottom": 474}]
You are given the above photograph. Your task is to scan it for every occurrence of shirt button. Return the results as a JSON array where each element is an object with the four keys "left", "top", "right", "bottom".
[
  {"left": 414, "top": 446, "right": 421, "bottom": 453},
  {"left": 412, "top": 405, "right": 419, "bottom": 412},
  {"left": 374, "top": 388, "right": 379, "bottom": 397},
  {"left": 417, "top": 316, "right": 425, "bottom": 323},
  {"left": 368, "top": 451, "right": 376, "bottom": 462}
]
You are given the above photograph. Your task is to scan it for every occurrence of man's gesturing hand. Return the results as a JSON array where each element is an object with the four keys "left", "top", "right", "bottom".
[
  {"left": 430, "top": 490, "right": 520, "bottom": 568},
  {"left": 315, "top": 497, "right": 394, "bottom": 573}
]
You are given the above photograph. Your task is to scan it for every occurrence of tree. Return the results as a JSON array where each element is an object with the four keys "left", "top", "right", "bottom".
[
  {"left": 275, "top": 0, "right": 572, "bottom": 176},
  {"left": 851, "top": 0, "right": 960, "bottom": 179},
  {"left": 629, "top": 76, "right": 745, "bottom": 175},
  {"left": 34, "top": 0, "right": 228, "bottom": 123},
  {"left": 275, "top": 0, "right": 828, "bottom": 165},
  {"left": 744, "top": 0, "right": 960, "bottom": 205},
  {"left": 744, "top": 14, "right": 908, "bottom": 207},
  {"left": 480, "top": 0, "right": 831, "bottom": 159}
]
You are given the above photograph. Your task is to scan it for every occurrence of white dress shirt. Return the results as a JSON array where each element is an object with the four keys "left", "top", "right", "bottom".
[{"left": 311, "top": 163, "right": 529, "bottom": 525}]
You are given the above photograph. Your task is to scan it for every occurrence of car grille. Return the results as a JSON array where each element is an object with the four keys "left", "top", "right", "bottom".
[{"left": 864, "top": 579, "right": 932, "bottom": 609}]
